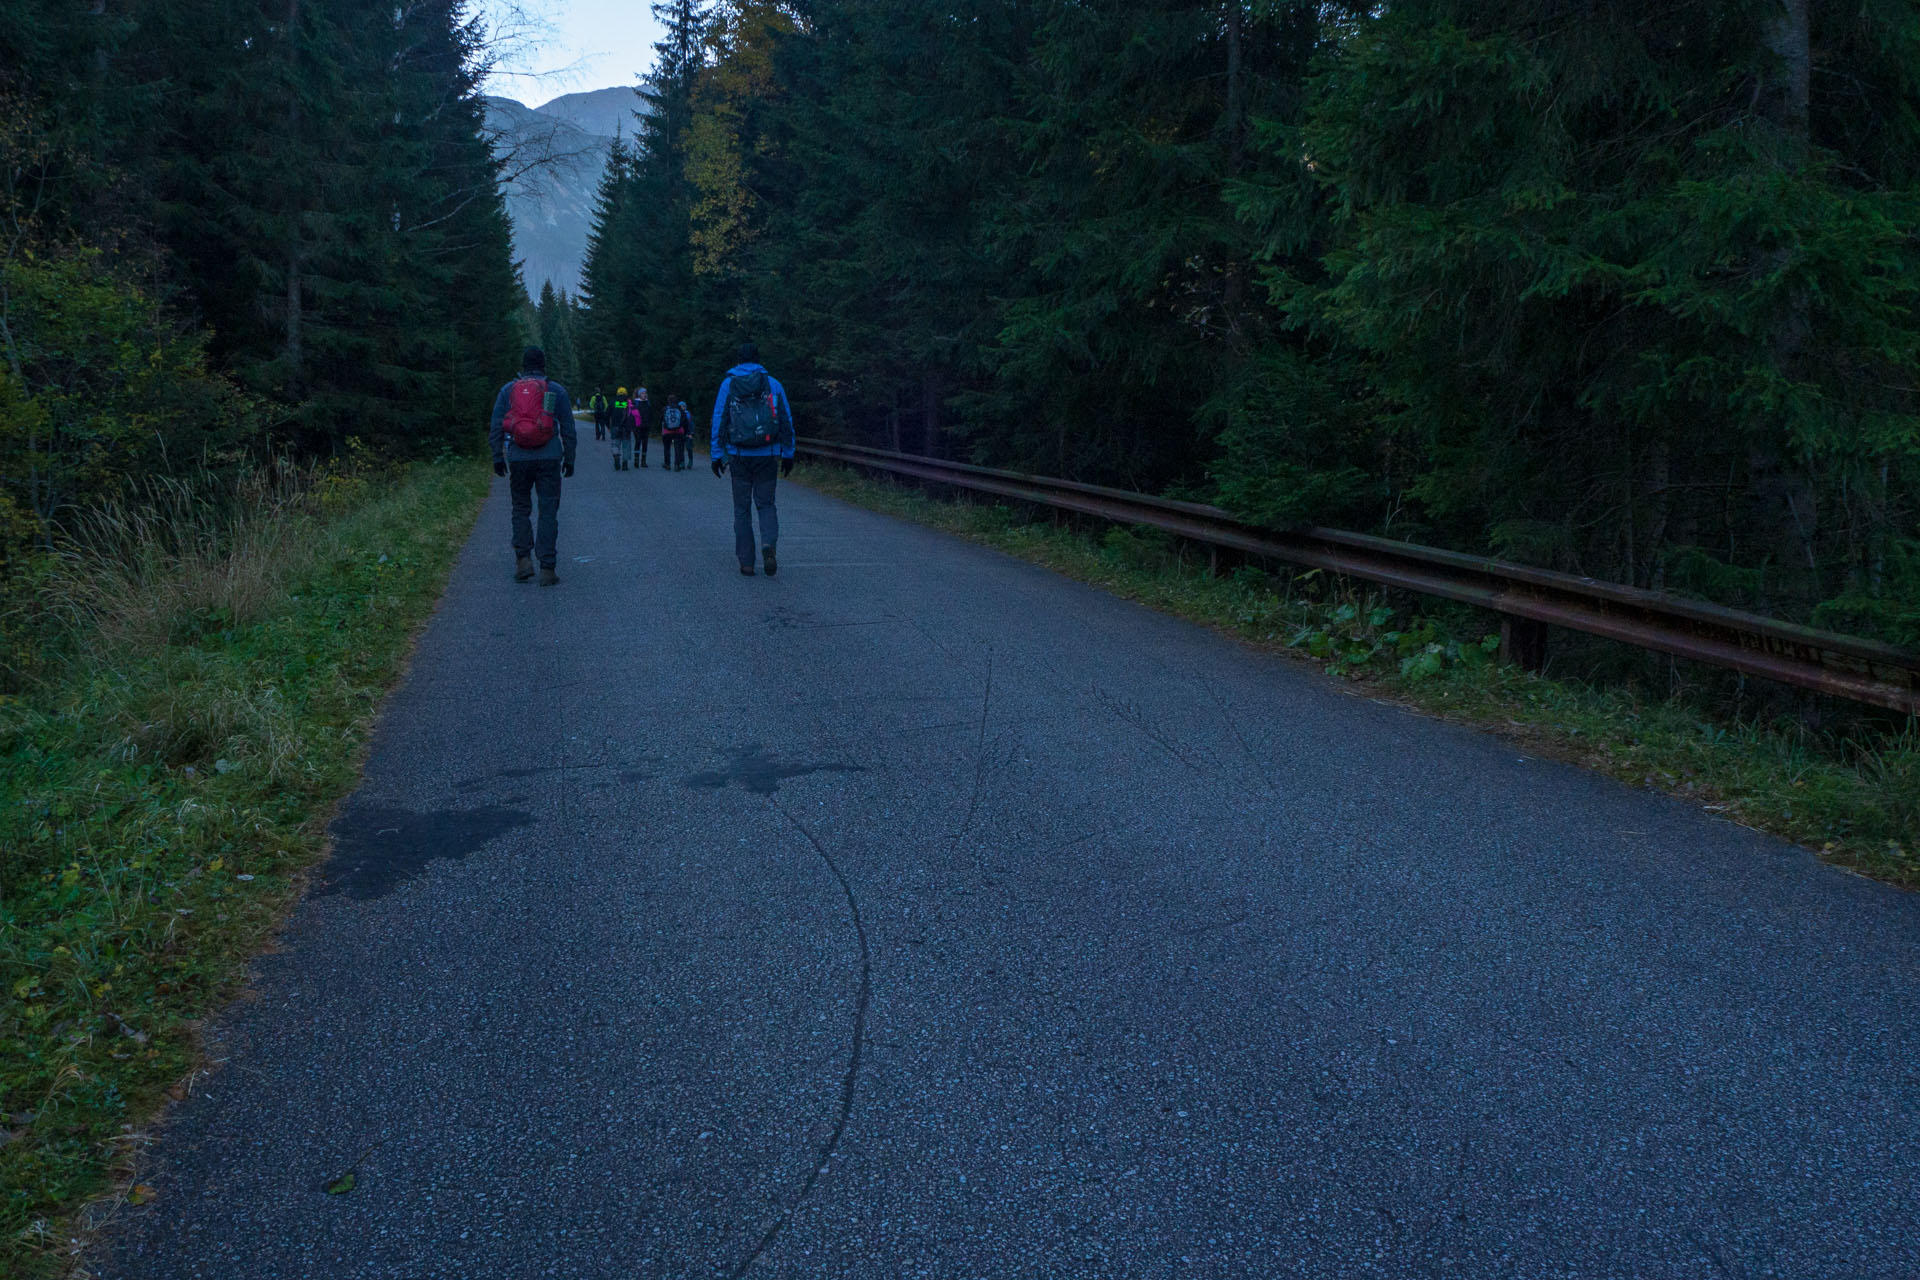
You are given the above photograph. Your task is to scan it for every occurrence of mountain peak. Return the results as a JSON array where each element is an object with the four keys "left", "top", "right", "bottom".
[
  {"left": 484, "top": 87, "right": 656, "bottom": 296},
  {"left": 535, "top": 86, "right": 648, "bottom": 140}
]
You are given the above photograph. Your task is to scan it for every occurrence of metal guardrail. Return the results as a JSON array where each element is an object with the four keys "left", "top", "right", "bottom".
[{"left": 796, "top": 436, "right": 1920, "bottom": 715}]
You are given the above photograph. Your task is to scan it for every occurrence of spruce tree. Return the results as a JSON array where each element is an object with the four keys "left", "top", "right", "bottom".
[
  {"left": 1282, "top": 0, "right": 1920, "bottom": 627},
  {"left": 537, "top": 281, "right": 582, "bottom": 388}
]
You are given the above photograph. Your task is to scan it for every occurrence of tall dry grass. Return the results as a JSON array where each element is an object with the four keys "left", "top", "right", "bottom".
[
  {"left": 36, "top": 463, "right": 318, "bottom": 658},
  {"left": 5, "top": 461, "right": 343, "bottom": 790}
]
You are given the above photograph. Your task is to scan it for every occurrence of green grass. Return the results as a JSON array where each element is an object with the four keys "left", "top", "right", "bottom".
[
  {"left": 0, "top": 457, "right": 487, "bottom": 1277},
  {"left": 796, "top": 462, "right": 1920, "bottom": 887}
]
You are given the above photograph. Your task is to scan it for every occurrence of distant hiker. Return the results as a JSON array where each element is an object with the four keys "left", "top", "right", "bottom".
[
  {"left": 489, "top": 346, "right": 577, "bottom": 586},
  {"left": 709, "top": 342, "right": 795, "bottom": 576},
  {"left": 610, "top": 384, "right": 636, "bottom": 471},
  {"left": 659, "top": 394, "right": 691, "bottom": 471},
  {"left": 589, "top": 388, "right": 610, "bottom": 441},
  {"left": 633, "top": 387, "right": 657, "bottom": 468}
]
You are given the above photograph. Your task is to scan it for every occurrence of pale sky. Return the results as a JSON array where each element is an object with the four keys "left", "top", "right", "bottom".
[{"left": 481, "top": 1, "right": 666, "bottom": 107}]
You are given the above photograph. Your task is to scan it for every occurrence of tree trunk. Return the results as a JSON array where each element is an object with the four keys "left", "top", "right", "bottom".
[
  {"left": 89, "top": 0, "right": 109, "bottom": 74},
  {"left": 1869, "top": 457, "right": 1889, "bottom": 594},
  {"left": 1224, "top": 2, "right": 1244, "bottom": 144},
  {"left": 1645, "top": 435, "right": 1671, "bottom": 589},
  {"left": 921, "top": 374, "right": 940, "bottom": 457},
  {"left": 284, "top": 0, "right": 305, "bottom": 387},
  {"left": 1220, "top": 2, "right": 1247, "bottom": 322},
  {"left": 1622, "top": 421, "right": 1637, "bottom": 588},
  {"left": 1762, "top": 0, "right": 1810, "bottom": 148},
  {"left": 286, "top": 250, "right": 303, "bottom": 373},
  {"left": 1749, "top": 0, "right": 1817, "bottom": 606}
]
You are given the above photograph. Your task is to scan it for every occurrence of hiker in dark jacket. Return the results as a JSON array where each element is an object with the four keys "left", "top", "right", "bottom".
[
  {"left": 659, "top": 394, "right": 692, "bottom": 471},
  {"left": 589, "top": 389, "right": 610, "bottom": 440},
  {"left": 709, "top": 342, "right": 795, "bottom": 576},
  {"left": 488, "top": 346, "right": 577, "bottom": 585},
  {"left": 633, "top": 388, "right": 658, "bottom": 468}
]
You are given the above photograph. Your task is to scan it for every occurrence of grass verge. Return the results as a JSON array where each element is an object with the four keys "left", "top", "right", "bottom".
[
  {"left": 0, "top": 457, "right": 487, "bottom": 1277},
  {"left": 795, "top": 462, "right": 1919, "bottom": 887}
]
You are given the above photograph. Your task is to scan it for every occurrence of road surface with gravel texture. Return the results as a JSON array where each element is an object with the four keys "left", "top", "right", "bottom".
[{"left": 99, "top": 438, "right": 1920, "bottom": 1279}]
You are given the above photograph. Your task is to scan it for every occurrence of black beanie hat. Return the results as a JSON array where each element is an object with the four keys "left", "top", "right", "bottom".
[
  {"left": 737, "top": 341, "right": 759, "bottom": 363},
  {"left": 522, "top": 345, "right": 546, "bottom": 372}
]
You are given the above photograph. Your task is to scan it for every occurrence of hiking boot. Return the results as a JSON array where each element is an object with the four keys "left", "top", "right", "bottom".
[
  {"left": 514, "top": 555, "right": 535, "bottom": 582},
  {"left": 762, "top": 546, "right": 777, "bottom": 576},
  {"left": 739, "top": 564, "right": 756, "bottom": 576},
  {"left": 539, "top": 565, "right": 559, "bottom": 586}
]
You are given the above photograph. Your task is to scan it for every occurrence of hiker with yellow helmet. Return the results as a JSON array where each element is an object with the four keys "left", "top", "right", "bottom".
[{"left": 609, "top": 386, "right": 636, "bottom": 471}]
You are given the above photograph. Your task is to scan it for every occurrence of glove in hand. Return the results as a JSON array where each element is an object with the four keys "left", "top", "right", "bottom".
[
  {"left": 780, "top": 457, "right": 795, "bottom": 478},
  {"left": 711, "top": 458, "right": 727, "bottom": 478},
  {"left": 562, "top": 462, "right": 575, "bottom": 479},
  {"left": 493, "top": 459, "right": 507, "bottom": 477}
]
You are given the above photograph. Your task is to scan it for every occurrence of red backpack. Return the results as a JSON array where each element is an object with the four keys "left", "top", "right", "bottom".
[{"left": 502, "top": 377, "right": 555, "bottom": 449}]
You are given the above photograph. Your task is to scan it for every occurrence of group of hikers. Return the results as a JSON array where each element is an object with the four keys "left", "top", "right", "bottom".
[
  {"left": 487, "top": 342, "right": 796, "bottom": 586},
  {"left": 583, "top": 386, "right": 698, "bottom": 473}
]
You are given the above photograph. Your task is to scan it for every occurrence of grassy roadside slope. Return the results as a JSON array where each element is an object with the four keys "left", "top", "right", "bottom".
[
  {"left": 795, "top": 463, "right": 1919, "bottom": 888},
  {"left": 0, "top": 459, "right": 487, "bottom": 1277}
]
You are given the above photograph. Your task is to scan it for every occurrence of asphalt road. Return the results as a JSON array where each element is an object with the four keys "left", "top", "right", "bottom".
[{"left": 101, "top": 438, "right": 1920, "bottom": 1278}]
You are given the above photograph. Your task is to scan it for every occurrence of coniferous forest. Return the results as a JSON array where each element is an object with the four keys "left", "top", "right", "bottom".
[
  {"left": 0, "top": 0, "right": 521, "bottom": 651},
  {"left": 583, "top": 0, "right": 1919, "bottom": 643},
  {"left": 3, "top": 1, "right": 1915, "bottom": 646}
]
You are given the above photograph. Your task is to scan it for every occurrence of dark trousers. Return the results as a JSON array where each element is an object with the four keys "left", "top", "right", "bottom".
[
  {"left": 635, "top": 424, "right": 651, "bottom": 464},
  {"left": 730, "top": 454, "right": 780, "bottom": 567},
  {"left": 509, "top": 458, "right": 563, "bottom": 568},
  {"left": 663, "top": 432, "right": 689, "bottom": 469},
  {"left": 593, "top": 410, "right": 608, "bottom": 440}
]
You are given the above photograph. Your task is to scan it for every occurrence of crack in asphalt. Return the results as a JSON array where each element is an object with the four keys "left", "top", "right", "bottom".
[
  {"left": 946, "top": 647, "right": 996, "bottom": 859},
  {"left": 1201, "top": 676, "right": 1280, "bottom": 797},
  {"left": 1094, "top": 687, "right": 1211, "bottom": 773},
  {"left": 726, "top": 801, "right": 873, "bottom": 1279}
]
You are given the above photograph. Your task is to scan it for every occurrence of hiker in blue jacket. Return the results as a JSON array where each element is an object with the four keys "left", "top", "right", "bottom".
[{"left": 709, "top": 342, "right": 795, "bottom": 576}]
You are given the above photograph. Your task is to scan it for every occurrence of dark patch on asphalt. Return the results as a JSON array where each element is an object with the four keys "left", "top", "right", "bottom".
[
  {"left": 684, "top": 743, "right": 866, "bottom": 795},
  {"left": 764, "top": 604, "right": 815, "bottom": 630},
  {"left": 318, "top": 804, "right": 535, "bottom": 899},
  {"left": 456, "top": 755, "right": 662, "bottom": 793},
  {"left": 763, "top": 604, "right": 887, "bottom": 633},
  {"left": 457, "top": 765, "right": 564, "bottom": 792}
]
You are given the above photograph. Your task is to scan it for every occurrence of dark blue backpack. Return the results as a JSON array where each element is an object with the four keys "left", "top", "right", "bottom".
[{"left": 725, "top": 370, "right": 778, "bottom": 448}]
